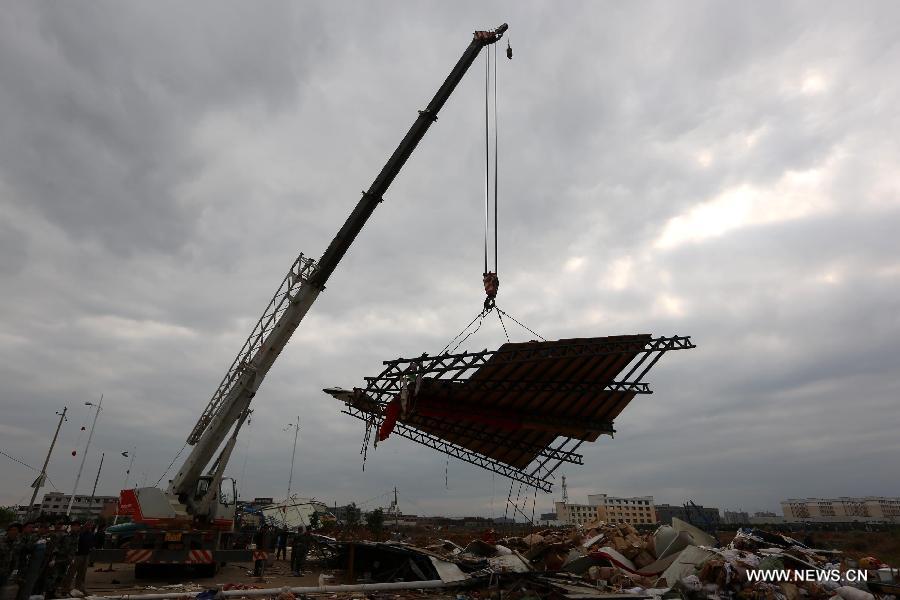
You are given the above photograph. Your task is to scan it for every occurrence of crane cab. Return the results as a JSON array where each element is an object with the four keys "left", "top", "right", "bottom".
[{"left": 197, "top": 475, "right": 237, "bottom": 528}]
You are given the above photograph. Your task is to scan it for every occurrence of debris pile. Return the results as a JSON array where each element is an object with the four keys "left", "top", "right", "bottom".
[
  {"left": 326, "top": 519, "right": 898, "bottom": 600},
  {"left": 483, "top": 520, "right": 897, "bottom": 600}
]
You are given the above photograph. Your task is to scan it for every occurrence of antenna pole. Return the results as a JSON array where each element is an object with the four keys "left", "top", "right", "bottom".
[
  {"left": 67, "top": 395, "right": 103, "bottom": 517},
  {"left": 286, "top": 416, "right": 300, "bottom": 500}
]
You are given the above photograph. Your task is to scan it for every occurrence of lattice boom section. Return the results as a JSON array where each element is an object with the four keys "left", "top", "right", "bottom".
[
  {"left": 342, "top": 406, "right": 555, "bottom": 492},
  {"left": 188, "top": 254, "right": 317, "bottom": 444}
]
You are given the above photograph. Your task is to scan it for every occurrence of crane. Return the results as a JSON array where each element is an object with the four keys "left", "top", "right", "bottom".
[{"left": 99, "top": 22, "right": 510, "bottom": 577}]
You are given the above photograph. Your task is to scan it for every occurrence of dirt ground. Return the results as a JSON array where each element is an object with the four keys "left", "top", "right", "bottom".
[{"left": 84, "top": 560, "right": 331, "bottom": 596}]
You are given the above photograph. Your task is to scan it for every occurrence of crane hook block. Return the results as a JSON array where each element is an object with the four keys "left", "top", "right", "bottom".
[
  {"left": 507, "top": 41, "right": 513, "bottom": 60},
  {"left": 483, "top": 272, "right": 500, "bottom": 310}
]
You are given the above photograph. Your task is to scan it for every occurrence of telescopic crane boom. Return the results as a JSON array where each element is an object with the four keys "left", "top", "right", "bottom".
[{"left": 166, "top": 23, "right": 510, "bottom": 519}]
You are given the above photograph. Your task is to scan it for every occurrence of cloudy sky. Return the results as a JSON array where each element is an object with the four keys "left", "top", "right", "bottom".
[{"left": 2, "top": 2, "right": 899, "bottom": 519}]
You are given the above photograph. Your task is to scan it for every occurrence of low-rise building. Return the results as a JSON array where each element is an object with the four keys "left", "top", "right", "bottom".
[
  {"left": 40, "top": 493, "right": 118, "bottom": 521},
  {"left": 724, "top": 510, "right": 750, "bottom": 524},
  {"left": 749, "top": 511, "right": 784, "bottom": 525},
  {"left": 539, "top": 512, "right": 563, "bottom": 526},
  {"left": 655, "top": 503, "right": 721, "bottom": 527},
  {"left": 14, "top": 504, "right": 41, "bottom": 521}
]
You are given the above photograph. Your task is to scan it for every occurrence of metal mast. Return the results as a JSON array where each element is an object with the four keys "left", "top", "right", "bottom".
[
  {"left": 67, "top": 395, "right": 103, "bottom": 517},
  {"left": 90, "top": 451, "right": 105, "bottom": 502}
]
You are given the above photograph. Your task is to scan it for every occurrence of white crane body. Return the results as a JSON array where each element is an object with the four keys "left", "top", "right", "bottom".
[{"left": 98, "top": 24, "right": 510, "bottom": 575}]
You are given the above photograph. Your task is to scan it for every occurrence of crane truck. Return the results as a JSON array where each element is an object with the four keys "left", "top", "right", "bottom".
[{"left": 93, "top": 23, "right": 510, "bottom": 577}]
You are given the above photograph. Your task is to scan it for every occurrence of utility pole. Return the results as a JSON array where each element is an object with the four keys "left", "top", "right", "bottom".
[
  {"left": 90, "top": 451, "right": 105, "bottom": 501},
  {"left": 67, "top": 395, "right": 103, "bottom": 517},
  {"left": 393, "top": 486, "right": 399, "bottom": 533},
  {"left": 286, "top": 415, "right": 300, "bottom": 501},
  {"left": 27, "top": 407, "right": 67, "bottom": 519}
]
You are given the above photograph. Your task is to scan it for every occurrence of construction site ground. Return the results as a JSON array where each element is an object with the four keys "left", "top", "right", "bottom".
[{"left": 84, "top": 560, "right": 330, "bottom": 596}]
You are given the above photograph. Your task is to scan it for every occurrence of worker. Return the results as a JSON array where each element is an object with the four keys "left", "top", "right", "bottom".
[
  {"left": 34, "top": 521, "right": 55, "bottom": 597},
  {"left": 72, "top": 521, "right": 95, "bottom": 593},
  {"left": 40, "top": 523, "right": 57, "bottom": 598},
  {"left": 0, "top": 523, "right": 22, "bottom": 591},
  {"left": 275, "top": 529, "right": 288, "bottom": 560},
  {"left": 91, "top": 521, "right": 105, "bottom": 566},
  {"left": 46, "top": 521, "right": 76, "bottom": 599},
  {"left": 58, "top": 521, "right": 81, "bottom": 595},
  {"left": 253, "top": 523, "right": 273, "bottom": 577},
  {"left": 15, "top": 521, "right": 44, "bottom": 600},
  {"left": 290, "top": 526, "right": 311, "bottom": 577}
]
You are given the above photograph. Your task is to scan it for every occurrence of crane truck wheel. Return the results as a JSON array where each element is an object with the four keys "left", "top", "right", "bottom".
[
  {"left": 195, "top": 562, "right": 219, "bottom": 578},
  {"left": 134, "top": 562, "right": 155, "bottom": 579}
]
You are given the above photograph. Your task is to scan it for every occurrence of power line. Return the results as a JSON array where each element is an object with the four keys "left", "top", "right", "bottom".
[
  {"left": 0, "top": 449, "right": 37, "bottom": 471},
  {"left": 0, "top": 449, "right": 60, "bottom": 490}
]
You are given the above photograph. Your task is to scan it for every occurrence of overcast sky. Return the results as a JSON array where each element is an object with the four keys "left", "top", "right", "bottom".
[{"left": 2, "top": 2, "right": 899, "bottom": 520}]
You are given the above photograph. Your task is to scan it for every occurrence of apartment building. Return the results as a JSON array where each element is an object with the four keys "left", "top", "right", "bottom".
[
  {"left": 588, "top": 494, "right": 656, "bottom": 525},
  {"left": 554, "top": 501, "right": 598, "bottom": 526}
]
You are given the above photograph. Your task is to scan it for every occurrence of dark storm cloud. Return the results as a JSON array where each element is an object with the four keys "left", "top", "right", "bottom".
[
  {"left": 2, "top": 1, "right": 899, "bottom": 516},
  {"left": 0, "top": 2, "right": 325, "bottom": 254}
]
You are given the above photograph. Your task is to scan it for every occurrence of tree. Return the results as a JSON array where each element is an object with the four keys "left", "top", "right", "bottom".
[
  {"left": 366, "top": 508, "right": 385, "bottom": 541},
  {"left": 0, "top": 506, "right": 16, "bottom": 527},
  {"left": 345, "top": 502, "right": 361, "bottom": 529},
  {"left": 309, "top": 511, "right": 320, "bottom": 531}
]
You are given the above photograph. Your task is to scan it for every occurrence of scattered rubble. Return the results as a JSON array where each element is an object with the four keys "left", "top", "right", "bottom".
[
  {"left": 300, "top": 521, "right": 896, "bottom": 600},
  {"left": 80, "top": 522, "right": 897, "bottom": 600}
]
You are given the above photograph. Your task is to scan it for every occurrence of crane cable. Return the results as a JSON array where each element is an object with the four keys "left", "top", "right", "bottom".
[
  {"left": 483, "top": 47, "right": 490, "bottom": 276},
  {"left": 494, "top": 42, "right": 499, "bottom": 275},
  {"left": 482, "top": 46, "right": 500, "bottom": 310},
  {"left": 156, "top": 441, "right": 187, "bottom": 487}
]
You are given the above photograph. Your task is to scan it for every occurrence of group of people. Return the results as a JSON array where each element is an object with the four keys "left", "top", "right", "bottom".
[
  {"left": 0, "top": 519, "right": 101, "bottom": 599},
  {"left": 254, "top": 524, "right": 313, "bottom": 578}
]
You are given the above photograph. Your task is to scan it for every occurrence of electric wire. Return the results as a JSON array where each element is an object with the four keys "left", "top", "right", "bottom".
[
  {"left": 0, "top": 449, "right": 38, "bottom": 471},
  {"left": 155, "top": 441, "right": 188, "bottom": 487},
  {"left": 238, "top": 416, "right": 254, "bottom": 497},
  {"left": 0, "top": 449, "right": 60, "bottom": 490}
]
